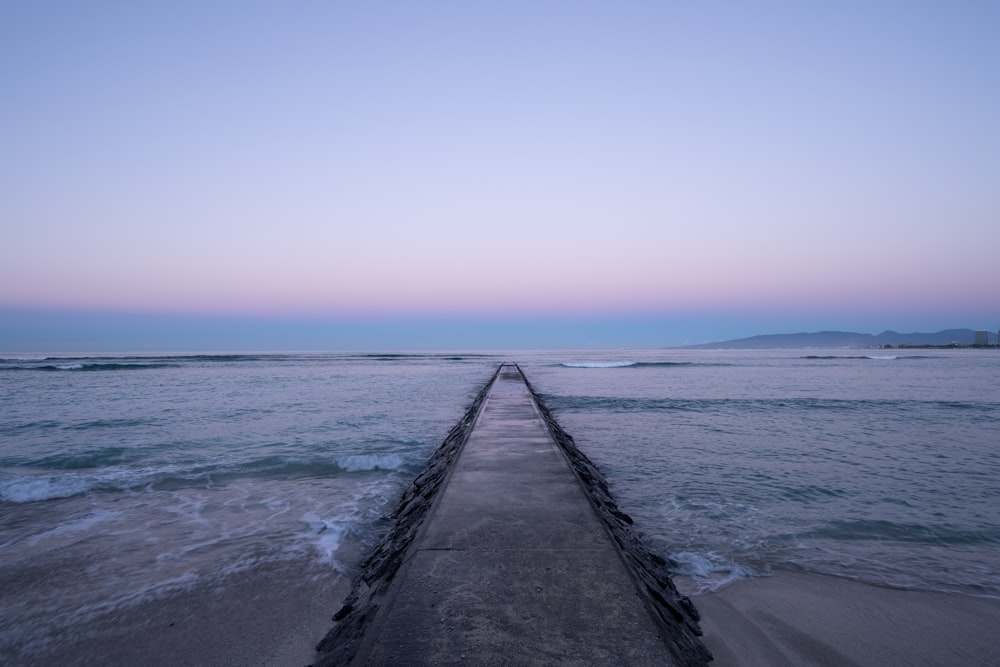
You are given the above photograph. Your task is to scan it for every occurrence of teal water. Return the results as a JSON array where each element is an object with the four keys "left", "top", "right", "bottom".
[{"left": 2, "top": 349, "right": 999, "bottom": 660}]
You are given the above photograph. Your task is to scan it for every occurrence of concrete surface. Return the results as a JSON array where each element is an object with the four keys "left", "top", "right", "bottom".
[{"left": 349, "top": 364, "right": 686, "bottom": 665}]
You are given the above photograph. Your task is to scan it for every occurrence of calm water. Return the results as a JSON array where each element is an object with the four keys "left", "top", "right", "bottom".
[
  {"left": 2, "top": 349, "right": 999, "bottom": 659},
  {"left": 523, "top": 350, "right": 1000, "bottom": 597}
]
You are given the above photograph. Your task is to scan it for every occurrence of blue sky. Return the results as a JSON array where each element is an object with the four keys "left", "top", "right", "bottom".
[{"left": 3, "top": 1, "right": 999, "bottom": 351}]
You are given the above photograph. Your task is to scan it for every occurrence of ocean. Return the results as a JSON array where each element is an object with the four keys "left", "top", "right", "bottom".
[{"left": 2, "top": 349, "right": 999, "bottom": 661}]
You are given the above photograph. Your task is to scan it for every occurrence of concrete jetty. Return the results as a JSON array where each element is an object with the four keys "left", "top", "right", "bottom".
[{"left": 314, "top": 364, "right": 710, "bottom": 666}]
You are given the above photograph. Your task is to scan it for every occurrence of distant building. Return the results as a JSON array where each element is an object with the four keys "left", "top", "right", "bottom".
[{"left": 974, "top": 330, "right": 989, "bottom": 345}]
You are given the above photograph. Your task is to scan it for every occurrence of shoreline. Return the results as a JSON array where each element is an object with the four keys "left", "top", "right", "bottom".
[
  {"left": 693, "top": 568, "right": 1000, "bottom": 666},
  {"left": 22, "top": 558, "right": 351, "bottom": 667},
  {"left": 6, "top": 351, "right": 997, "bottom": 665},
  {"left": 24, "top": 564, "right": 1000, "bottom": 666}
]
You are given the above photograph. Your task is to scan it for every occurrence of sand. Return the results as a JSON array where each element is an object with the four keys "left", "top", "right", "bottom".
[
  {"left": 692, "top": 570, "right": 1000, "bottom": 666},
  {"left": 19, "top": 560, "right": 350, "bottom": 667},
  {"left": 19, "top": 563, "right": 1000, "bottom": 666}
]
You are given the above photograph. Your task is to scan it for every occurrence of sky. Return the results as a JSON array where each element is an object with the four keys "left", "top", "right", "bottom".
[{"left": 3, "top": 1, "right": 999, "bottom": 351}]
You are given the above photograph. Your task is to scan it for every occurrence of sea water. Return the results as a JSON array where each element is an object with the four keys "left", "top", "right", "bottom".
[
  {"left": 2, "top": 349, "right": 999, "bottom": 659},
  {"left": 524, "top": 350, "right": 1000, "bottom": 597},
  {"left": 0, "top": 353, "right": 498, "bottom": 661}
]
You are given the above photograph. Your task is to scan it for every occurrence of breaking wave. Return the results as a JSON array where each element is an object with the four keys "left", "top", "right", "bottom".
[
  {"left": 800, "top": 355, "right": 934, "bottom": 361},
  {"left": 797, "top": 519, "right": 1000, "bottom": 545},
  {"left": 0, "top": 451, "right": 416, "bottom": 504},
  {"left": 558, "top": 361, "right": 723, "bottom": 369},
  {"left": 669, "top": 551, "right": 764, "bottom": 592}
]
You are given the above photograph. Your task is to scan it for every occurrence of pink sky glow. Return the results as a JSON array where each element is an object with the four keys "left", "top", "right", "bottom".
[{"left": 3, "top": 2, "right": 998, "bottom": 348}]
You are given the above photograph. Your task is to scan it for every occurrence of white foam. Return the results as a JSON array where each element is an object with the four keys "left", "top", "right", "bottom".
[
  {"left": 0, "top": 464, "right": 187, "bottom": 503},
  {"left": 74, "top": 568, "right": 201, "bottom": 617},
  {"left": 866, "top": 355, "right": 898, "bottom": 360},
  {"left": 561, "top": 361, "right": 637, "bottom": 368},
  {"left": 300, "top": 512, "right": 348, "bottom": 565},
  {"left": 0, "top": 473, "right": 90, "bottom": 503},
  {"left": 55, "top": 363, "right": 84, "bottom": 370},
  {"left": 670, "top": 551, "right": 760, "bottom": 592},
  {"left": 338, "top": 453, "right": 405, "bottom": 472},
  {"left": 26, "top": 509, "right": 121, "bottom": 547}
]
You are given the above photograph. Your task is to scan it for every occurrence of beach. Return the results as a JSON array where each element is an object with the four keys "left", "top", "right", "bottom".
[
  {"left": 25, "top": 561, "right": 1000, "bottom": 666},
  {"left": 35, "top": 559, "right": 350, "bottom": 667},
  {"left": 3, "top": 350, "right": 999, "bottom": 663},
  {"left": 694, "top": 570, "right": 1000, "bottom": 666}
]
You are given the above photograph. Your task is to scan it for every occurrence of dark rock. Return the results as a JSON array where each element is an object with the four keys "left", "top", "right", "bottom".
[
  {"left": 311, "top": 367, "right": 500, "bottom": 667},
  {"left": 521, "top": 369, "right": 712, "bottom": 663}
]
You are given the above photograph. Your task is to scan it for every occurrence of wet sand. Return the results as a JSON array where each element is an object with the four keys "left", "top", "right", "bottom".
[
  {"left": 693, "top": 569, "right": 1000, "bottom": 666},
  {"left": 19, "top": 560, "right": 1000, "bottom": 666},
  {"left": 18, "top": 560, "right": 350, "bottom": 667}
]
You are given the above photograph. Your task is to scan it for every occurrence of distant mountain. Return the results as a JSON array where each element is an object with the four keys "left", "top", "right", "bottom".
[{"left": 683, "top": 329, "right": 996, "bottom": 349}]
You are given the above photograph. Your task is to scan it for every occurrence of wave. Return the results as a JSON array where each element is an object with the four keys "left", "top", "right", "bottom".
[
  {"left": 356, "top": 353, "right": 496, "bottom": 360},
  {"left": 65, "top": 418, "right": 152, "bottom": 432},
  {"left": 0, "top": 451, "right": 415, "bottom": 504},
  {"left": 800, "top": 355, "right": 933, "bottom": 361},
  {"left": 0, "top": 354, "right": 269, "bottom": 370},
  {"left": 798, "top": 519, "right": 1000, "bottom": 546},
  {"left": 18, "top": 508, "right": 123, "bottom": 550},
  {"left": 336, "top": 453, "right": 407, "bottom": 472},
  {"left": 558, "top": 361, "right": 720, "bottom": 369},
  {"left": 0, "top": 352, "right": 495, "bottom": 372},
  {"left": 0, "top": 420, "right": 62, "bottom": 435},
  {"left": 0, "top": 362, "right": 179, "bottom": 372},
  {"left": 561, "top": 361, "right": 638, "bottom": 368},
  {"left": 298, "top": 512, "right": 350, "bottom": 565},
  {"left": 0, "top": 474, "right": 91, "bottom": 503},
  {"left": 0, "top": 419, "right": 151, "bottom": 437},
  {"left": 153, "top": 453, "right": 414, "bottom": 490},
  {"left": 543, "top": 394, "right": 999, "bottom": 417},
  {"left": 44, "top": 362, "right": 179, "bottom": 371},
  {"left": 802, "top": 355, "right": 870, "bottom": 360},
  {"left": 28, "top": 446, "right": 133, "bottom": 469},
  {"left": 669, "top": 551, "right": 764, "bottom": 592},
  {"left": 182, "top": 354, "right": 262, "bottom": 361}
]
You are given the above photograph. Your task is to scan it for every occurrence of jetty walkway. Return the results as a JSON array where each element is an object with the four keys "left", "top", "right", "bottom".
[{"left": 315, "top": 364, "right": 709, "bottom": 666}]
